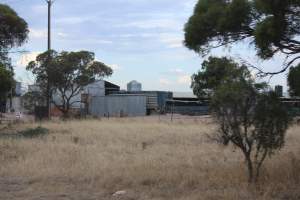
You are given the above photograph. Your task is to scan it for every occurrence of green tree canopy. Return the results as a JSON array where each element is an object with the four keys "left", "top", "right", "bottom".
[
  {"left": 0, "top": 63, "right": 14, "bottom": 102},
  {"left": 288, "top": 64, "right": 300, "bottom": 97},
  {"left": 27, "top": 50, "right": 113, "bottom": 117},
  {"left": 191, "top": 57, "right": 252, "bottom": 98},
  {"left": 192, "top": 57, "right": 291, "bottom": 182},
  {"left": 0, "top": 3, "right": 28, "bottom": 103},
  {"left": 0, "top": 3, "right": 28, "bottom": 62},
  {"left": 212, "top": 80, "right": 290, "bottom": 182},
  {"left": 184, "top": 0, "right": 300, "bottom": 74}
]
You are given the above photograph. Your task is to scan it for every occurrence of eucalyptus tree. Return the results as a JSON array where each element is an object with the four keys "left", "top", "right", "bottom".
[
  {"left": 192, "top": 57, "right": 291, "bottom": 182},
  {"left": 27, "top": 50, "right": 113, "bottom": 117},
  {"left": 184, "top": 0, "right": 300, "bottom": 74},
  {"left": 0, "top": 3, "right": 28, "bottom": 104}
]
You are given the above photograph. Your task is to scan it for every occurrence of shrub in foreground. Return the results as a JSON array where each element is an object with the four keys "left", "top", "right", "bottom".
[{"left": 192, "top": 57, "right": 292, "bottom": 183}]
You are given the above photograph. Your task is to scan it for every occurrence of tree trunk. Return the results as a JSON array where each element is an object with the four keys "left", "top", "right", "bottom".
[
  {"left": 245, "top": 154, "right": 254, "bottom": 183},
  {"left": 62, "top": 101, "right": 70, "bottom": 119},
  {"left": 255, "top": 166, "right": 260, "bottom": 183},
  {"left": 254, "top": 150, "right": 268, "bottom": 183},
  {"left": 62, "top": 110, "right": 69, "bottom": 119}
]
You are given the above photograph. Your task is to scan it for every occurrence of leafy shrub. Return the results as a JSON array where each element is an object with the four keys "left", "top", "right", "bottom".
[{"left": 18, "top": 127, "right": 49, "bottom": 138}]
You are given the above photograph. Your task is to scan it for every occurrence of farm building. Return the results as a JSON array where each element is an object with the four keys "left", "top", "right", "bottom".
[
  {"left": 24, "top": 80, "right": 172, "bottom": 118},
  {"left": 23, "top": 81, "right": 121, "bottom": 117},
  {"left": 166, "top": 97, "right": 210, "bottom": 116},
  {"left": 165, "top": 95, "right": 300, "bottom": 116},
  {"left": 1, "top": 82, "right": 23, "bottom": 113},
  {"left": 52, "top": 80, "right": 120, "bottom": 109},
  {"left": 50, "top": 80, "right": 120, "bottom": 116},
  {"left": 109, "top": 90, "right": 173, "bottom": 114},
  {"left": 82, "top": 81, "right": 147, "bottom": 117},
  {"left": 89, "top": 94, "right": 147, "bottom": 117},
  {"left": 85, "top": 80, "right": 173, "bottom": 116},
  {"left": 281, "top": 97, "right": 300, "bottom": 116}
]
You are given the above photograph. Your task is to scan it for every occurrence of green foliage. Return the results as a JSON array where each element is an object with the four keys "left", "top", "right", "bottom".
[
  {"left": 18, "top": 126, "right": 49, "bottom": 138},
  {"left": 0, "top": 127, "right": 49, "bottom": 139},
  {"left": 0, "top": 63, "right": 14, "bottom": 101},
  {"left": 184, "top": 0, "right": 253, "bottom": 54},
  {"left": 26, "top": 50, "right": 58, "bottom": 94},
  {"left": 0, "top": 4, "right": 28, "bottom": 61},
  {"left": 22, "top": 91, "right": 46, "bottom": 114},
  {"left": 288, "top": 64, "right": 300, "bottom": 97},
  {"left": 49, "top": 51, "right": 113, "bottom": 90},
  {"left": 191, "top": 57, "right": 252, "bottom": 98},
  {"left": 0, "top": 4, "right": 28, "bottom": 103},
  {"left": 254, "top": 92, "right": 291, "bottom": 154},
  {"left": 27, "top": 50, "right": 113, "bottom": 117},
  {"left": 194, "top": 57, "right": 291, "bottom": 182},
  {"left": 213, "top": 81, "right": 290, "bottom": 182},
  {"left": 184, "top": 0, "right": 300, "bottom": 69}
]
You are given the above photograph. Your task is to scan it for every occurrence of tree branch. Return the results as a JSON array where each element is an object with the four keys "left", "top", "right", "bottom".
[{"left": 240, "top": 56, "right": 300, "bottom": 77}]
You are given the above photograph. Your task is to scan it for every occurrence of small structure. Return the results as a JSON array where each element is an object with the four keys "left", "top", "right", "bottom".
[
  {"left": 28, "top": 84, "right": 41, "bottom": 93},
  {"left": 4, "top": 82, "right": 23, "bottom": 113},
  {"left": 280, "top": 97, "right": 300, "bottom": 116},
  {"left": 166, "top": 97, "right": 209, "bottom": 116},
  {"left": 15, "top": 82, "right": 22, "bottom": 96},
  {"left": 144, "top": 91, "right": 173, "bottom": 114},
  {"left": 6, "top": 97, "right": 23, "bottom": 113},
  {"left": 0, "top": 100, "right": 6, "bottom": 113},
  {"left": 275, "top": 85, "right": 283, "bottom": 97},
  {"left": 127, "top": 80, "right": 142, "bottom": 92}
]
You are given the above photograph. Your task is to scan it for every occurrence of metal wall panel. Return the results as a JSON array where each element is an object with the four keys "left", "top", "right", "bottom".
[{"left": 89, "top": 95, "right": 147, "bottom": 117}]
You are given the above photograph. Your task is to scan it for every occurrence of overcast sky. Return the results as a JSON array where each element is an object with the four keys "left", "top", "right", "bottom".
[{"left": 4, "top": 0, "right": 288, "bottom": 92}]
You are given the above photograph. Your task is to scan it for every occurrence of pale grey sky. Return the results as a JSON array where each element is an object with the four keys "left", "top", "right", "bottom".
[{"left": 4, "top": 0, "right": 289, "bottom": 92}]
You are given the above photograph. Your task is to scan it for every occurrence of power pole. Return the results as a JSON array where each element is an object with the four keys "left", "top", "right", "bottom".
[
  {"left": 47, "top": 0, "right": 52, "bottom": 51},
  {"left": 46, "top": 0, "right": 54, "bottom": 119}
]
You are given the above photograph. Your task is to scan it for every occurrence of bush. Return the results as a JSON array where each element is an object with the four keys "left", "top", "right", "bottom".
[{"left": 18, "top": 127, "right": 49, "bottom": 138}]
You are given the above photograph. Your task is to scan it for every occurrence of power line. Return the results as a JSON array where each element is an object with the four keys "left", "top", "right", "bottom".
[
  {"left": 3, "top": 50, "right": 30, "bottom": 54},
  {"left": 1, "top": 0, "right": 26, "bottom": 5}
]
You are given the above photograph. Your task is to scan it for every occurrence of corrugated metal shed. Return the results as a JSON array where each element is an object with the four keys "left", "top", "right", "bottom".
[
  {"left": 109, "top": 91, "right": 173, "bottom": 113},
  {"left": 89, "top": 94, "right": 147, "bottom": 117}
]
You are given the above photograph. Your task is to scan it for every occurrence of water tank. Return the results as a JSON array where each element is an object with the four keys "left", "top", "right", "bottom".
[
  {"left": 275, "top": 85, "right": 283, "bottom": 97},
  {"left": 127, "top": 80, "right": 142, "bottom": 92},
  {"left": 15, "top": 82, "right": 22, "bottom": 96}
]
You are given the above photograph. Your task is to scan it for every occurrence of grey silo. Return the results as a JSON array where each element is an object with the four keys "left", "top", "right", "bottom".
[{"left": 127, "top": 80, "right": 142, "bottom": 92}]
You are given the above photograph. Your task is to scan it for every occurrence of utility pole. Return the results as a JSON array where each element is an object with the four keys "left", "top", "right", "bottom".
[
  {"left": 46, "top": 0, "right": 54, "bottom": 119},
  {"left": 47, "top": 0, "right": 52, "bottom": 51}
]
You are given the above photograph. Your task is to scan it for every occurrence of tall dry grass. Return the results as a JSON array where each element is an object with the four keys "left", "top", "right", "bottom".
[{"left": 0, "top": 117, "right": 299, "bottom": 200}]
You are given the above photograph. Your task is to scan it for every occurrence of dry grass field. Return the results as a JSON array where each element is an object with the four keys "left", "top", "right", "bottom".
[{"left": 0, "top": 117, "right": 299, "bottom": 200}]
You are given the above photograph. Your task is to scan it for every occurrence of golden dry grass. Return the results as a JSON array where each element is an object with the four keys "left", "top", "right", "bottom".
[{"left": 0, "top": 117, "right": 299, "bottom": 200}]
